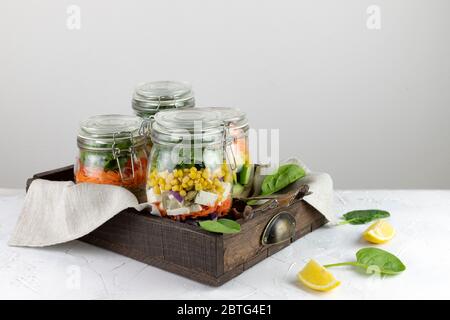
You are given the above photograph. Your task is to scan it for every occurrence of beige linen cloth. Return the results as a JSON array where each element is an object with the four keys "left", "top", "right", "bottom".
[
  {"left": 9, "top": 160, "right": 335, "bottom": 248},
  {"left": 8, "top": 180, "right": 149, "bottom": 247}
]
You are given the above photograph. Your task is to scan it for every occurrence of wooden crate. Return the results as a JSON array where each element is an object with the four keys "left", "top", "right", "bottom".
[{"left": 27, "top": 166, "right": 327, "bottom": 286}]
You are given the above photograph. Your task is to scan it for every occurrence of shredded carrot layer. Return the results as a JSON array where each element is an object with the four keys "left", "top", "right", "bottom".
[
  {"left": 216, "top": 198, "right": 232, "bottom": 215},
  {"left": 75, "top": 157, "right": 147, "bottom": 187},
  {"left": 160, "top": 197, "right": 233, "bottom": 221}
]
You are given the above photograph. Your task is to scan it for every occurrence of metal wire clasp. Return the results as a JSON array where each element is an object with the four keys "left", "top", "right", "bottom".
[
  {"left": 112, "top": 131, "right": 136, "bottom": 182},
  {"left": 223, "top": 121, "right": 237, "bottom": 171},
  {"left": 139, "top": 116, "right": 154, "bottom": 138},
  {"left": 155, "top": 96, "right": 161, "bottom": 112}
]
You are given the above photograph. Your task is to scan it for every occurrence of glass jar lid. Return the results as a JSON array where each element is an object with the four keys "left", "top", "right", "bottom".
[
  {"left": 199, "top": 107, "right": 248, "bottom": 130},
  {"left": 78, "top": 114, "right": 146, "bottom": 150},
  {"left": 132, "top": 81, "right": 195, "bottom": 116},
  {"left": 151, "top": 109, "right": 228, "bottom": 145}
]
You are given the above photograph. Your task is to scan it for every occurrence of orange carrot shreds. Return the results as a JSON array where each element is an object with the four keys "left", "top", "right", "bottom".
[
  {"left": 166, "top": 198, "right": 233, "bottom": 221},
  {"left": 75, "top": 162, "right": 146, "bottom": 188},
  {"left": 216, "top": 198, "right": 232, "bottom": 215}
]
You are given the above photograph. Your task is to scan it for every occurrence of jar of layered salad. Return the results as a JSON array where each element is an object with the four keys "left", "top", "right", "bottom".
[
  {"left": 132, "top": 81, "right": 195, "bottom": 153},
  {"left": 75, "top": 114, "right": 148, "bottom": 203},
  {"left": 132, "top": 80, "right": 195, "bottom": 119},
  {"left": 147, "top": 109, "right": 233, "bottom": 220},
  {"left": 199, "top": 107, "right": 253, "bottom": 197}
]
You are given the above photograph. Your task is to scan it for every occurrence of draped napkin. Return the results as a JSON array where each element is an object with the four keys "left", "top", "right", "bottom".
[{"left": 8, "top": 180, "right": 148, "bottom": 247}]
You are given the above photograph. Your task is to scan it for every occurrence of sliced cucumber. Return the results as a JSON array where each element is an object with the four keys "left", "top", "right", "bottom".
[
  {"left": 232, "top": 183, "right": 245, "bottom": 197},
  {"left": 239, "top": 163, "right": 253, "bottom": 185}
]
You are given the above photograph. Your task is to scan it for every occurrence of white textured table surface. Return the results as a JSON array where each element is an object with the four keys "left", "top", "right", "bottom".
[{"left": 1, "top": 189, "right": 449, "bottom": 300}]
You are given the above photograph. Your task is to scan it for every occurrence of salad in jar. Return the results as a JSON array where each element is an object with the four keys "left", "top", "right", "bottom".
[
  {"left": 147, "top": 109, "right": 234, "bottom": 220},
  {"left": 75, "top": 114, "right": 148, "bottom": 203},
  {"left": 132, "top": 81, "right": 196, "bottom": 154},
  {"left": 132, "top": 81, "right": 195, "bottom": 119},
  {"left": 198, "top": 107, "right": 253, "bottom": 197}
]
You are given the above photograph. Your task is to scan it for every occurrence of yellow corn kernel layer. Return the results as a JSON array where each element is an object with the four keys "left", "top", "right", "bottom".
[{"left": 148, "top": 164, "right": 231, "bottom": 195}]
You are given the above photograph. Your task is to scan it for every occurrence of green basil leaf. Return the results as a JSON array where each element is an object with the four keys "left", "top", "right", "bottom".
[
  {"left": 261, "top": 164, "right": 305, "bottom": 195},
  {"left": 340, "top": 209, "right": 390, "bottom": 225},
  {"left": 199, "top": 218, "right": 241, "bottom": 234},
  {"left": 356, "top": 247, "right": 406, "bottom": 275},
  {"left": 324, "top": 247, "right": 406, "bottom": 275}
]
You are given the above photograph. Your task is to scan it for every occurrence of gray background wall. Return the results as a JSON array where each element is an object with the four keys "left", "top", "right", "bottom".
[{"left": 1, "top": 0, "right": 449, "bottom": 189}]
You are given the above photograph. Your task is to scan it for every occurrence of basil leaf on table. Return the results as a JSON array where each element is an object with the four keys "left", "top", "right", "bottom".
[
  {"left": 339, "top": 209, "right": 390, "bottom": 225},
  {"left": 324, "top": 247, "right": 406, "bottom": 275},
  {"left": 261, "top": 164, "right": 305, "bottom": 196},
  {"left": 199, "top": 218, "right": 241, "bottom": 234}
]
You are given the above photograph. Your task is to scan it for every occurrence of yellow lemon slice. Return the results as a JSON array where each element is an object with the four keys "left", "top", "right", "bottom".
[
  {"left": 363, "top": 219, "right": 396, "bottom": 244},
  {"left": 297, "top": 259, "right": 341, "bottom": 292}
]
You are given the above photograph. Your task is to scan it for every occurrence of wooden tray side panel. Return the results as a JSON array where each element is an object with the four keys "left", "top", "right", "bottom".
[
  {"left": 160, "top": 223, "right": 219, "bottom": 275},
  {"left": 81, "top": 230, "right": 224, "bottom": 286},
  {"left": 223, "top": 200, "right": 324, "bottom": 272},
  {"left": 81, "top": 212, "right": 221, "bottom": 277},
  {"left": 222, "top": 211, "right": 277, "bottom": 272},
  {"left": 80, "top": 211, "right": 164, "bottom": 260}
]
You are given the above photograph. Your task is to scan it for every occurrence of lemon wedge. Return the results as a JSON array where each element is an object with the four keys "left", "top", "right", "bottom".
[
  {"left": 363, "top": 219, "right": 396, "bottom": 244},
  {"left": 297, "top": 259, "right": 341, "bottom": 292}
]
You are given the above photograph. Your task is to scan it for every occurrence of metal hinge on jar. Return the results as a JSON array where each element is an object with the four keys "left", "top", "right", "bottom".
[
  {"left": 223, "top": 122, "right": 237, "bottom": 171},
  {"left": 112, "top": 131, "right": 137, "bottom": 182}
]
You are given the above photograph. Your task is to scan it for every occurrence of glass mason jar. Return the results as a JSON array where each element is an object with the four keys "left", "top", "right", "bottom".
[
  {"left": 199, "top": 107, "right": 252, "bottom": 196},
  {"left": 132, "top": 81, "right": 195, "bottom": 154},
  {"left": 132, "top": 81, "right": 195, "bottom": 118},
  {"left": 75, "top": 114, "right": 148, "bottom": 203},
  {"left": 147, "top": 109, "right": 234, "bottom": 220}
]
